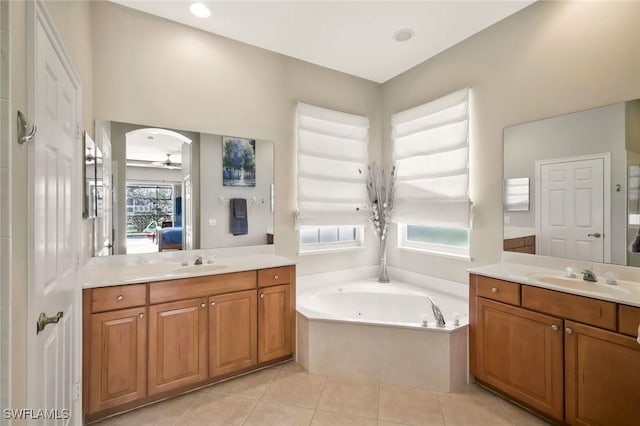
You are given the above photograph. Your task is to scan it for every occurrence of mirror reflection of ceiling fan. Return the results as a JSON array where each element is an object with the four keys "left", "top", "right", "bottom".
[{"left": 151, "top": 153, "right": 181, "bottom": 170}]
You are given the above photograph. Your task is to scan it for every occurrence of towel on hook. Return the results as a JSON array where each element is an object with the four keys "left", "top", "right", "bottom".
[{"left": 230, "top": 198, "right": 248, "bottom": 235}]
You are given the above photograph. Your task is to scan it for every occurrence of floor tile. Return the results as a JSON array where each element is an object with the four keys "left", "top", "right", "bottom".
[
  {"left": 209, "top": 367, "right": 278, "bottom": 399},
  {"left": 317, "top": 377, "right": 379, "bottom": 419},
  {"left": 108, "top": 390, "right": 204, "bottom": 426},
  {"left": 279, "top": 360, "right": 308, "bottom": 373},
  {"left": 261, "top": 366, "right": 327, "bottom": 408},
  {"left": 311, "top": 410, "right": 378, "bottom": 426},
  {"left": 437, "top": 384, "right": 511, "bottom": 426},
  {"left": 499, "top": 398, "right": 553, "bottom": 425},
  {"left": 178, "top": 392, "right": 255, "bottom": 426},
  {"left": 379, "top": 384, "right": 444, "bottom": 425},
  {"left": 243, "top": 401, "right": 314, "bottom": 426}
]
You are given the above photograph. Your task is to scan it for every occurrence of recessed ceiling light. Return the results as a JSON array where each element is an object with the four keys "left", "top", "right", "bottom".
[
  {"left": 190, "top": 2, "right": 211, "bottom": 19},
  {"left": 393, "top": 29, "right": 414, "bottom": 42}
]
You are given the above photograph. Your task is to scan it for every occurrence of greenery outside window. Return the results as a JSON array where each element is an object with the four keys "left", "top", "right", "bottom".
[{"left": 399, "top": 224, "right": 469, "bottom": 258}]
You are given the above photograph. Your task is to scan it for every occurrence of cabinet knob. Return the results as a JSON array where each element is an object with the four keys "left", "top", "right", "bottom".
[
  {"left": 565, "top": 327, "right": 573, "bottom": 334},
  {"left": 117, "top": 295, "right": 124, "bottom": 301},
  {"left": 260, "top": 293, "right": 265, "bottom": 299},
  {"left": 210, "top": 301, "right": 216, "bottom": 306},
  {"left": 200, "top": 303, "right": 206, "bottom": 308},
  {"left": 139, "top": 313, "right": 144, "bottom": 319},
  {"left": 551, "top": 324, "right": 559, "bottom": 331},
  {"left": 491, "top": 287, "right": 499, "bottom": 293},
  {"left": 274, "top": 274, "right": 279, "bottom": 280}
]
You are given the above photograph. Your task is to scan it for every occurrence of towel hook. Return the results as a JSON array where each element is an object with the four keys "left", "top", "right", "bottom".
[{"left": 17, "top": 111, "right": 38, "bottom": 144}]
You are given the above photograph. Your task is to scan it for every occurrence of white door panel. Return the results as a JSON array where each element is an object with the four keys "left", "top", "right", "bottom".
[
  {"left": 28, "top": 3, "right": 81, "bottom": 425},
  {"left": 539, "top": 157, "right": 604, "bottom": 263}
]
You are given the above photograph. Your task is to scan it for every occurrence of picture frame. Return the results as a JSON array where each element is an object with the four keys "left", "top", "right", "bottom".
[{"left": 222, "top": 136, "right": 256, "bottom": 187}]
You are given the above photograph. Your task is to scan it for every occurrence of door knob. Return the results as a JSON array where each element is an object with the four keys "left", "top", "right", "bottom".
[
  {"left": 36, "top": 311, "right": 63, "bottom": 334},
  {"left": 210, "top": 301, "right": 216, "bottom": 306},
  {"left": 491, "top": 287, "right": 499, "bottom": 293},
  {"left": 551, "top": 324, "right": 559, "bottom": 331},
  {"left": 587, "top": 233, "right": 601, "bottom": 238},
  {"left": 565, "top": 327, "right": 573, "bottom": 334},
  {"left": 260, "top": 294, "right": 265, "bottom": 299}
]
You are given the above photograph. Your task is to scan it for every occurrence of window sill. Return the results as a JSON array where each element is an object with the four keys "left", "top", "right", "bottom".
[
  {"left": 298, "top": 245, "right": 367, "bottom": 256},
  {"left": 397, "top": 245, "right": 472, "bottom": 261}
]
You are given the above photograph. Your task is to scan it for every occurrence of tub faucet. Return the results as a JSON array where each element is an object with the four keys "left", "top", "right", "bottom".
[
  {"left": 194, "top": 256, "right": 203, "bottom": 265},
  {"left": 581, "top": 268, "right": 597, "bottom": 282},
  {"left": 426, "top": 296, "right": 446, "bottom": 328}
]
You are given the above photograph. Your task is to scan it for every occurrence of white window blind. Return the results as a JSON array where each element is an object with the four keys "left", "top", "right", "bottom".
[
  {"left": 391, "top": 88, "right": 470, "bottom": 228},
  {"left": 296, "top": 102, "right": 369, "bottom": 227}
]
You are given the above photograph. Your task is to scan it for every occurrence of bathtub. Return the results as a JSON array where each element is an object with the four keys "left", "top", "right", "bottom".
[{"left": 296, "top": 270, "right": 468, "bottom": 392}]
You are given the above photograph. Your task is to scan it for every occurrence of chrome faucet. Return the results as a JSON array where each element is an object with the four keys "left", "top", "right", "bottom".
[
  {"left": 426, "top": 296, "right": 446, "bottom": 327},
  {"left": 581, "top": 268, "right": 598, "bottom": 282},
  {"left": 194, "top": 256, "right": 203, "bottom": 265}
]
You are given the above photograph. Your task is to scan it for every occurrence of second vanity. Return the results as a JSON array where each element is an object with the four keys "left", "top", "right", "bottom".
[
  {"left": 81, "top": 252, "right": 296, "bottom": 423},
  {"left": 468, "top": 263, "right": 640, "bottom": 425}
]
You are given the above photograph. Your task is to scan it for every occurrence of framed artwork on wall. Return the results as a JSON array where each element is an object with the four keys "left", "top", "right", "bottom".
[{"left": 222, "top": 136, "right": 256, "bottom": 187}]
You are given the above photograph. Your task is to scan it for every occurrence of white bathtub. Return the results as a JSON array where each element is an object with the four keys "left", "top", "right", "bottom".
[{"left": 296, "top": 271, "right": 469, "bottom": 392}]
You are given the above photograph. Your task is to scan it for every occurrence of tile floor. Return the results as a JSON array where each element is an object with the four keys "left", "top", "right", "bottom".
[{"left": 95, "top": 362, "right": 551, "bottom": 426}]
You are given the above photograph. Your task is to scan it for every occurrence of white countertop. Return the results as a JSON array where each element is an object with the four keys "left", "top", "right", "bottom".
[
  {"left": 468, "top": 263, "right": 640, "bottom": 308},
  {"left": 81, "top": 253, "right": 295, "bottom": 288}
]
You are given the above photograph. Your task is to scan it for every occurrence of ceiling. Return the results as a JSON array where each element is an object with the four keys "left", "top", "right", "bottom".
[
  {"left": 126, "top": 128, "right": 191, "bottom": 167},
  {"left": 112, "top": 0, "right": 535, "bottom": 83}
]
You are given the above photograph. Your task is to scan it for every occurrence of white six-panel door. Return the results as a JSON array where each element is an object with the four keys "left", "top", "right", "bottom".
[
  {"left": 27, "top": 2, "right": 82, "bottom": 425},
  {"left": 537, "top": 156, "right": 605, "bottom": 262}
]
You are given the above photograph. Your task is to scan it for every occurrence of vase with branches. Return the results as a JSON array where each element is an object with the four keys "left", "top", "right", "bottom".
[{"left": 362, "top": 163, "right": 396, "bottom": 282}]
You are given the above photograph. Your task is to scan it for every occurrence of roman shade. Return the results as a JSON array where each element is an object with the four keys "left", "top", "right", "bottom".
[
  {"left": 391, "top": 88, "right": 470, "bottom": 228},
  {"left": 296, "top": 102, "right": 369, "bottom": 226}
]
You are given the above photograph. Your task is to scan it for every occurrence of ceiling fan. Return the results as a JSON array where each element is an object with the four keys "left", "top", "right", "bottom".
[{"left": 151, "top": 153, "right": 181, "bottom": 170}]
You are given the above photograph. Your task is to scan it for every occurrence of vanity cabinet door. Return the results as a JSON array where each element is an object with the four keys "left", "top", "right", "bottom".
[
  {"left": 258, "top": 284, "right": 292, "bottom": 363},
  {"left": 565, "top": 320, "right": 640, "bottom": 425},
  {"left": 148, "top": 298, "right": 208, "bottom": 396},
  {"left": 89, "top": 306, "right": 147, "bottom": 413},
  {"left": 209, "top": 290, "right": 257, "bottom": 378},
  {"left": 475, "top": 298, "right": 564, "bottom": 421}
]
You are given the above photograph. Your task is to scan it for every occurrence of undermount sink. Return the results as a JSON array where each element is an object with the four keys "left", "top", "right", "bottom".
[
  {"left": 173, "top": 263, "right": 227, "bottom": 274},
  {"left": 530, "top": 273, "right": 631, "bottom": 295}
]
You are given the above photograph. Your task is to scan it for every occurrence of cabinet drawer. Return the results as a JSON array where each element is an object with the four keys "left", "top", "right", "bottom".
[
  {"left": 522, "top": 286, "right": 616, "bottom": 330},
  {"left": 150, "top": 271, "right": 256, "bottom": 304},
  {"left": 91, "top": 284, "right": 147, "bottom": 313},
  {"left": 258, "top": 266, "right": 291, "bottom": 288},
  {"left": 476, "top": 276, "right": 520, "bottom": 306},
  {"left": 618, "top": 304, "right": 640, "bottom": 337}
]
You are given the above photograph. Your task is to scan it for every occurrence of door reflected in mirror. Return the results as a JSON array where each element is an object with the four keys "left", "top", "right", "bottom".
[{"left": 503, "top": 99, "right": 640, "bottom": 267}]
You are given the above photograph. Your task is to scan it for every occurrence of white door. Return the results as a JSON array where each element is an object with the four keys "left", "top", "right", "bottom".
[
  {"left": 538, "top": 157, "right": 605, "bottom": 262},
  {"left": 27, "top": 3, "right": 82, "bottom": 424},
  {"left": 98, "top": 128, "right": 112, "bottom": 255}
]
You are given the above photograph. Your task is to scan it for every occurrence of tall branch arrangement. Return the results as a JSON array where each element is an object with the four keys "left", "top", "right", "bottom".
[{"left": 363, "top": 164, "right": 397, "bottom": 240}]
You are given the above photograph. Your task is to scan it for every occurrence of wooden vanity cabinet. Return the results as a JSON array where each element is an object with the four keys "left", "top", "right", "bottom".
[
  {"left": 209, "top": 289, "right": 257, "bottom": 377},
  {"left": 88, "top": 306, "right": 147, "bottom": 413},
  {"left": 565, "top": 321, "right": 640, "bottom": 425},
  {"left": 83, "top": 265, "right": 296, "bottom": 422},
  {"left": 475, "top": 297, "right": 564, "bottom": 420},
  {"left": 470, "top": 273, "right": 640, "bottom": 425},
  {"left": 258, "top": 283, "right": 292, "bottom": 363},
  {"left": 147, "top": 297, "right": 208, "bottom": 396}
]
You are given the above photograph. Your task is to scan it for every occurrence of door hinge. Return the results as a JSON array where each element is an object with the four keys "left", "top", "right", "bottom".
[
  {"left": 76, "top": 123, "right": 81, "bottom": 140},
  {"left": 73, "top": 383, "right": 81, "bottom": 401}
]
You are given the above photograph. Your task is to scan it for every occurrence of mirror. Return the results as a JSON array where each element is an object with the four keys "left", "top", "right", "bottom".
[
  {"left": 83, "top": 131, "right": 99, "bottom": 219},
  {"left": 103, "top": 120, "right": 275, "bottom": 256},
  {"left": 503, "top": 99, "right": 640, "bottom": 267}
]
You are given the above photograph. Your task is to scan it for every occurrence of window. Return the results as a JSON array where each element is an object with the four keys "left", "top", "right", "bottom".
[
  {"left": 296, "top": 102, "right": 369, "bottom": 253},
  {"left": 392, "top": 88, "right": 471, "bottom": 258},
  {"left": 299, "top": 226, "right": 364, "bottom": 254}
]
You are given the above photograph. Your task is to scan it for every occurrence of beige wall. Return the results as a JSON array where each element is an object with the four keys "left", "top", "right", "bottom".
[
  {"left": 382, "top": 0, "right": 640, "bottom": 283},
  {"left": 91, "top": 1, "right": 382, "bottom": 274}
]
